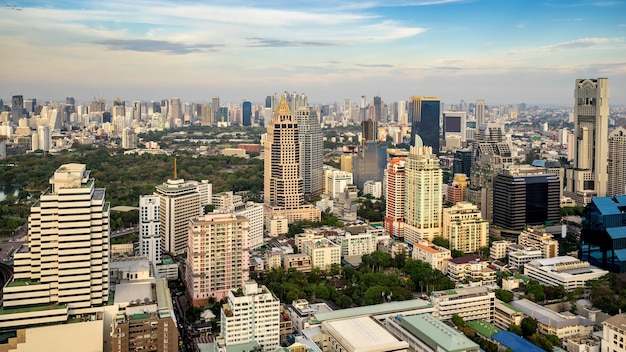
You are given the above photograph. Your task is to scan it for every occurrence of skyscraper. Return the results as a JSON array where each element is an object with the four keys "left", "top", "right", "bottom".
[
  {"left": 475, "top": 100, "right": 485, "bottom": 125},
  {"left": 169, "top": 97, "right": 182, "bottom": 125},
  {"left": 132, "top": 100, "right": 141, "bottom": 121},
  {"left": 404, "top": 136, "right": 442, "bottom": 244},
  {"left": 242, "top": 101, "right": 252, "bottom": 126},
  {"left": 443, "top": 111, "right": 466, "bottom": 150},
  {"left": 373, "top": 96, "right": 382, "bottom": 122},
  {"left": 607, "top": 126, "right": 626, "bottom": 196},
  {"left": 409, "top": 96, "right": 441, "bottom": 155},
  {"left": 2, "top": 164, "right": 109, "bottom": 327},
  {"left": 211, "top": 96, "right": 220, "bottom": 126},
  {"left": 264, "top": 96, "right": 320, "bottom": 223},
  {"left": 384, "top": 157, "right": 406, "bottom": 239},
  {"left": 566, "top": 78, "right": 609, "bottom": 205},
  {"left": 492, "top": 166, "right": 560, "bottom": 230},
  {"left": 139, "top": 195, "right": 161, "bottom": 264},
  {"left": 186, "top": 213, "right": 249, "bottom": 305},
  {"left": 295, "top": 106, "right": 323, "bottom": 199}
]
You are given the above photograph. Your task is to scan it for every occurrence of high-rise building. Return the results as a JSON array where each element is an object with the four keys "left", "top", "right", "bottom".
[
  {"left": 443, "top": 202, "right": 488, "bottom": 254},
  {"left": 409, "top": 96, "right": 440, "bottom": 155},
  {"left": 37, "top": 125, "right": 51, "bottom": 152},
  {"left": 139, "top": 195, "right": 161, "bottom": 264},
  {"left": 607, "top": 126, "right": 626, "bottom": 196},
  {"left": 324, "top": 167, "right": 353, "bottom": 198},
  {"left": 2, "top": 164, "right": 109, "bottom": 328},
  {"left": 475, "top": 100, "right": 485, "bottom": 126},
  {"left": 404, "top": 136, "right": 443, "bottom": 244},
  {"left": 373, "top": 96, "right": 382, "bottom": 122},
  {"left": 121, "top": 127, "right": 136, "bottom": 149},
  {"left": 492, "top": 166, "right": 560, "bottom": 230},
  {"left": 580, "top": 195, "right": 626, "bottom": 273},
  {"left": 264, "top": 96, "right": 320, "bottom": 223},
  {"left": 443, "top": 111, "right": 466, "bottom": 150},
  {"left": 211, "top": 96, "right": 220, "bottom": 126},
  {"left": 186, "top": 213, "right": 249, "bottom": 305},
  {"left": 384, "top": 157, "right": 406, "bottom": 239},
  {"left": 132, "top": 100, "right": 141, "bottom": 121},
  {"left": 295, "top": 106, "right": 324, "bottom": 199},
  {"left": 220, "top": 281, "right": 280, "bottom": 349},
  {"left": 169, "top": 97, "right": 182, "bottom": 125},
  {"left": 452, "top": 149, "right": 472, "bottom": 177},
  {"left": 155, "top": 178, "right": 202, "bottom": 255},
  {"left": 566, "top": 78, "right": 609, "bottom": 205},
  {"left": 242, "top": 101, "right": 252, "bottom": 126}
]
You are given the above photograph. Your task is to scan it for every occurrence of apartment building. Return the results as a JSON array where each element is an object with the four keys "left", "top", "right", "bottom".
[{"left": 431, "top": 287, "right": 495, "bottom": 322}]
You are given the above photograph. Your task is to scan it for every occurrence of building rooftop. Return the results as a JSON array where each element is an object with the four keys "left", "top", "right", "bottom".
[
  {"left": 432, "top": 286, "right": 489, "bottom": 298},
  {"left": 311, "top": 299, "right": 431, "bottom": 323},
  {"left": 492, "top": 331, "right": 544, "bottom": 352},
  {"left": 592, "top": 196, "right": 626, "bottom": 216},
  {"left": 603, "top": 314, "right": 626, "bottom": 329},
  {"left": 114, "top": 280, "right": 154, "bottom": 306},
  {"left": 510, "top": 299, "right": 593, "bottom": 329},
  {"left": 399, "top": 314, "right": 479, "bottom": 352},
  {"left": 607, "top": 227, "right": 626, "bottom": 240},
  {"left": 323, "top": 316, "right": 408, "bottom": 352},
  {"left": 449, "top": 255, "right": 483, "bottom": 265},
  {"left": 413, "top": 243, "right": 440, "bottom": 254},
  {"left": 0, "top": 303, "right": 67, "bottom": 316},
  {"left": 466, "top": 320, "right": 501, "bottom": 339}
]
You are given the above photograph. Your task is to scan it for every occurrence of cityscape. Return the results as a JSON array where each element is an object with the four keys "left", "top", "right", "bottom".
[{"left": 1, "top": 1, "right": 626, "bottom": 352}]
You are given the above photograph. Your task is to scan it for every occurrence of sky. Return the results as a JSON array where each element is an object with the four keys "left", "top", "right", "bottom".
[{"left": 1, "top": 0, "right": 625, "bottom": 105}]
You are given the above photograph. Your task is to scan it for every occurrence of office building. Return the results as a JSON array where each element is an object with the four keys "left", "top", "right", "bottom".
[
  {"left": 2, "top": 164, "right": 109, "bottom": 328},
  {"left": 602, "top": 314, "right": 626, "bottom": 352},
  {"left": 186, "top": 213, "right": 249, "bottom": 305},
  {"left": 443, "top": 202, "right": 488, "bottom": 254},
  {"left": 492, "top": 166, "right": 560, "bottom": 230},
  {"left": 139, "top": 195, "right": 161, "bottom": 264},
  {"left": 523, "top": 256, "right": 608, "bottom": 290},
  {"left": 321, "top": 316, "right": 409, "bottom": 352},
  {"left": 452, "top": 149, "right": 472, "bottom": 181},
  {"left": 132, "top": 100, "right": 141, "bottom": 121},
  {"left": 324, "top": 168, "right": 353, "bottom": 198},
  {"left": 566, "top": 78, "right": 609, "bottom": 205},
  {"left": 475, "top": 100, "right": 486, "bottom": 126},
  {"left": 431, "top": 286, "right": 495, "bottom": 322},
  {"left": 220, "top": 281, "right": 280, "bottom": 350},
  {"left": 352, "top": 140, "right": 387, "bottom": 189},
  {"left": 363, "top": 180, "right": 382, "bottom": 198},
  {"left": 121, "top": 127, "right": 136, "bottom": 149},
  {"left": 169, "top": 97, "right": 182, "bottom": 125},
  {"left": 384, "top": 314, "right": 479, "bottom": 352},
  {"left": 37, "top": 125, "right": 51, "bottom": 152},
  {"left": 510, "top": 299, "right": 593, "bottom": 340},
  {"left": 242, "top": 101, "right": 252, "bottom": 126},
  {"left": 443, "top": 111, "right": 466, "bottom": 149},
  {"left": 404, "top": 136, "right": 442, "bottom": 244},
  {"left": 446, "top": 173, "right": 468, "bottom": 205},
  {"left": 373, "top": 96, "right": 383, "bottom": 122},
  {"left": 384, "top": 158, "right": 406, "bottom": 239},
  {"left": 155, "top": 178, "right": 202, "bottom": 255},
  {"left": 608, "top": 125, "right": 626, "bottom": 196},
  {"left": 264, "top": 96, "right": 320, "bottom": 223},
  {"left": 295, "top": 106, "right": 324, "bottom": 199},
  {"left": 409, "top": 96, "right": 440, "bottom": 155},
  {"left": 580, "top": 195, "right": 626, "bottom": 273}
]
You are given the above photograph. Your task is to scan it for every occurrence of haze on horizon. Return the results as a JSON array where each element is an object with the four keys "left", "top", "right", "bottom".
[{"left": 1, "top": 0, "right": 625, "bottom": 105}]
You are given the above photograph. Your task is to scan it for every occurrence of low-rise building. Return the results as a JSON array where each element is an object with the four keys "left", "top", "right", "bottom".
[
  {"left": 490, "top": 240, "right": 511, "bottom": 260},
  {"left": 508, "top": 249, "right": 543, "bottom": 269},
  {"left": 446, "top": 256, "right": 496, "bottom": 286},
  {"left": 321, "top": 316, "right": 409, "bottom": 352},
  {"left": 282, "top": 253, "right": 313, "bottom": 273},
  {"left": 510, "top": 299, "right": 594, "bottom": 340},
  {"left": 523, "top": 256, "right": 609, "bottom": 290},
  {"left": 286, "top": 299, "right": 333, "bottom": 332},
  {"left": 412, "top": 240, "right": 452, "bottom": 272},
  {"left": 602, "top": 314, "right": 626, "bottom": 352},
  {"left": 431, "top": 286, "right": 495, "bottom": 322},
  {"left": 333, "top": 232, "right": 377, "bottom": 257},
  {"left": 384, "top": 313, "right": 479, "bottom": 352},
  {"left": 493, "top": 299, "right": 523, "bottom": 330},
  {"left": 301, "top": 238, "right": 341, "bottom": 271}
]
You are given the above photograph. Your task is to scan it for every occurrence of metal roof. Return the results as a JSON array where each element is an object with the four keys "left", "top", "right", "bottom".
[
  {"left": 593, "top": 197, "right": 626, "bottom": 216},
  {"left": 399, "top": 314, "right": 479, "bottom": 352},
  {"left": 607, "top": 227, "right": 626, "bottom": 240},
  {"left": 492, "top": 331, "right": 545, "bottom": 352},
  {"left": 311, "top": 299, "right": 432, "bottom": 323}
]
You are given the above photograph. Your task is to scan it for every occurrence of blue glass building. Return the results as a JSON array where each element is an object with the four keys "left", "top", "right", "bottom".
[
  {"left": 409, "top": 96, "right": 440, "bottom": 154},
  {"left": 242, "top": 101, "right": 252, "bottom": 126},
  {"left": 580, "top": 195, "right": 626, "bottom": 273}
]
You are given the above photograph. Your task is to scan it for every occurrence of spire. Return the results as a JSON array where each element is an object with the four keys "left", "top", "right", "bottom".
[
  {"left": 274, "top": 96, "right": 292, "bottom": 119},
  {"left": 174, "top": 157, "right": 177, "bottom": 179}
]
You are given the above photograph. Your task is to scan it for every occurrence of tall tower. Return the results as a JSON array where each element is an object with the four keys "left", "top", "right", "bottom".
[
  {"left": 409, "top": 96, "right": 441, "bottom": 155},
  {"left": 132, "top": 100, "right": 141, "bottom": 121},
  {"left": 404, "top": 136, "right": 442, "bottom": 244},
  {"left": 156, "top": 178, "right": 202, "bottom": 255},
  {"left": 169, "top": 97, "right": 182, "bottom": 125},
  {"left": 242, "top": 101, "right": 252, "bottom": 126},
  {"left": 264, "top": 96, "right": 320, "bottom": 223},
  {"left": 374, "top": 96, "right": 382, "bottom": 122},
  {"left": 211, "top": 96, "right": 220, "bottom": 126},
  {"left": 567, "top": 78, "right": 609, "bottom": 205},
  {"left": 475, "top": 100, "right": 485, "bottom": 126},
  {"left": 608, "top": 126, "right": 626, "bottom": 196},
  {"left": 295, "top": 106, "right": 324, "bottom": 199},
  {"left": 384, "top": 157, "right": 406, "bottom": 239},
  {"left": 186, "top": 213, "right": 249, "bottom": 305},
  {"left": 139, "top": 195, "right": 161, "bottom": 264},
  {"left": 4, "top": 164, "right": 110, "bottom": 317}
]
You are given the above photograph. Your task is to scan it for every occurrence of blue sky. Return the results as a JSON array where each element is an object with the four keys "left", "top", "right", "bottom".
[{"left": 1, "top": 0, "right": 625, "bottom": 105}]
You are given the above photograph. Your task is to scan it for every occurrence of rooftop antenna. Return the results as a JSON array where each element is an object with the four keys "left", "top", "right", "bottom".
[{"left": 174, "top": 157, "right": 177, "bottom": 179}]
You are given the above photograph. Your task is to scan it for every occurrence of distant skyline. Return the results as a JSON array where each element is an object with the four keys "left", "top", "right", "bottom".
[{"left": 1, "top": 0, "right": 625, "bottom": 105}]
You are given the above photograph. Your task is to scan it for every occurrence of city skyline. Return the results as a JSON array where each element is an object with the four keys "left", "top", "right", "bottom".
[{"left": 1, "top": 1, "right": 625, "bottom": 104}]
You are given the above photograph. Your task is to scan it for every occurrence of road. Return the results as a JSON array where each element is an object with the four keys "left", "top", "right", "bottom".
[{"left": 109, "top": 227, "right": 139, "bottom": 239}]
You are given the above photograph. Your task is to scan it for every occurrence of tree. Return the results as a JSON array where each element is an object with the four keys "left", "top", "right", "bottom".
[
  {"left": 508, "top": 323, "right": 523, "bottom": 336},
  {"left": 495, "top": 289, "right": 514, "bottom": 303},
  {"left": 521, "top": 317, "right": 538, "bottom": 337},
  {"left": 432, "top": 236, "right": 450, "bottom": 249},
  {"left": 525, "top": 280, "right": 546, "bottom": 302},
  {"left": 452, "top": 314, "right": 465, "bottom": 328}
]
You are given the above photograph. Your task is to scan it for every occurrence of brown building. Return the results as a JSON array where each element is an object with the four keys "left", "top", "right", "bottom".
[{"left": 111, "top": 312, "right": 178, "bottom": 352}]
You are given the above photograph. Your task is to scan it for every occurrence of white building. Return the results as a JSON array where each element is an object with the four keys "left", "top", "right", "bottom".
[
  {"left": 490, "top": 240, "right": 511, "bottom": 260},
  {"left": 608, "top": 126, "right": 626, "bottom": 196},
  {"left": 431, "top": 286, "right": 495, "bottom": 322},
  {"left": 301, "top": 238, "right": 341, "bottom": 271},
  {"left": 333, "top": 232, "right": 377, "bottom": 257},
  {"left": 220, "top": 281, "right": 280, "bottom": 351},
  {"left": 363, "top": 180, "right": 382, "bottom": 199},
  {"left": 324, "top": 168, "right": 353, "bottom": 198},
  {"left": 186, "top": 213, "right": 249, "bottom": 305},
  {"left": 602, "top": 314, "right": 626, "bottom": 352},
  {"left": 139, "top": 195, "right": 161, "bottom": 264},
  {"left": 446, "top": 256, "right": 496, "bottom": 286},
  {"left": 523, "top": 256, "right": 609, "bottom": 290},
  {"left": 412, "top": 240, "right": 451, "bottom": 272},
  {"left": 517, "top": 226, "right": 559, "bottom": 259},
  {"left": 321, "top": 316, "right": 409, "bottom": 352},
  {"left": 1, "top": 164, "right": 109, "bottom": 328},
  {"left": 508, "top": 249, "right": 543, "bottom": 269},
  {"left": 121, "top": 127, "right": 136, "bottom": 149},
  {"left": 155, "top": 178, "right": 202, "bottom": 254},
  {"left": 235, "top": 202, "right": 264, "bottom": 250}
]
